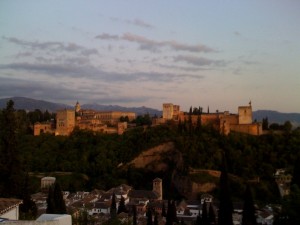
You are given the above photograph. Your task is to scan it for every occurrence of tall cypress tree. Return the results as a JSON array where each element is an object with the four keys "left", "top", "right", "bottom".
[
  {"left": 162, "top": 201, "right": 167, "bottom": 217},
  {"left": 202, "top": 202, "right": 209, "bottom": 225},
  {"left": 291, "top": 156, "right": 300, "bottom": 188},
  {"left": 218, "top": 153, "right": 233, "bottom": 225},
  {"left": 195, "top": 212, "right": 202, "bottom": 225},
  {"left": 146, "top": 207, "right": 153, "bottom": 225},
  {"left": 132, "top": 205, "right": 137, "bottom": 225},
  {"left": 0, "top": 100, "right": 22, "bottom": 197},
  {"left": 46, "top": 186, "right": 55, "bottom": 214},
  {"left": 117, "top": 195, "right": 127, "bottom": 214},
  {"left": 208, "top": 203, "right": 216, "bottom": 225},
  {"left": 46, "top": 182, "right": 66, "bottom": 214},
  {"left": 242, "top": 185, "right": 257, "bottom": 225},
  {"left": 166, "top": 200, "right": 172, "bottom": 225},
  {"left": 153, "top": 213, "right": 158, "bottom": 225},
  {"left": 110, "top": 193, "right": 117, "bottom": 219},
  {"left": 53, "top": 182, "right": 66, "bottom": 214},
  {"left": 19, "top": 173, "right": 37, "bottom": 219}
]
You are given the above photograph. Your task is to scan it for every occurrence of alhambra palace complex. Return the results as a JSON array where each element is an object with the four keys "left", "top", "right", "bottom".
[
  {"left": 158, "top": 102, "right": 262, "bottom": 135},
  {"left": 34, "top": 101, "right": 262, "bottom": 136}
]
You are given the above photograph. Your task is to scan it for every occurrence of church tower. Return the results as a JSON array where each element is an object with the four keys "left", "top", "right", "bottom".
[{"left": 153, "top": 178, "right": 163, "bottom": 200}]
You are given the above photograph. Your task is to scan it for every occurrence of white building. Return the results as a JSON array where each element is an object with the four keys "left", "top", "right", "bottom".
[{"left": 0, "top": 198, "right": 22, "bottom": 220}]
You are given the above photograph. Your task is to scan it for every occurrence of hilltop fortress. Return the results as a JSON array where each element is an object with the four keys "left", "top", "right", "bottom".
[
  {"left": 34, "top": 101, "right": 136, "bottom": 136},
  {"left": 155, "top": 102, "right": 262, "bottom": 135},
  {"left": 34, "top": 101, "right": 262, "bottom": 136}
]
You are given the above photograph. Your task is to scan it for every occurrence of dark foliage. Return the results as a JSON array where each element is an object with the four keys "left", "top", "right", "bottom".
[
  {"left": 46, "top": 182, "right": 66, "bottom": 214},
  {"left": 0, "top": 100, "right": 23, "bottom": 197},
  {"left": 242, "top": 185, "right": 257, "bottom": 225},
  {"left": 110, "top": 193, "right": 117, "bottom": 219},
  {"left": 146, "top": 207, "right": 153, "bottom": 225},
  {"left": 218, "top": 154, "right": 233, "bottom": 225},
  {"left": 117, "top": 195, "right": 127, "bottom": 214}
]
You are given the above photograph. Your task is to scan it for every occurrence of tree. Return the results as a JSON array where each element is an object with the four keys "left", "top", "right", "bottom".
[
  {"left": 202, "top": 202, "right": 209, "bottom": 225},
  {"left": 208, "top": 203, "right": 216, "bottom": 225},
  {"left": 117, "top": 195, "right": 127, "bottom": 214},
  {"left": 19, "top": 173, "right": 37, "bottom": 219},
  {"left": 166, "top": 200, "right": 172, "bottom": 225},
  {"left": 218, "top": 153, "right": 233, "bottom": 225},
  {"left": 262, "top": 117, "right": 269, "bottom": 130},
  {"left": 53, "top": 182, "right": 67, "bottom": 214},
  {"left": 162, "top": 201, "right": 167, "bottom": 217},
  {"left": 195, "top": 213, "right": 202, "bottom": 225},
  {"left": 0, "top": 100, "right": 22, "bottom": 197},
  {"left": 46, "top": 182, "right": 66, "bottom": 214},
  {"left": 283, "top": 121, "right": 292, "bottom": 132},
  {"left": 146, "top": 207, "right": 153, "bottom": 225},
  {"left": 242, "top": 185, "right": 257, "bottom": 225},
  {"left": 276, "top": 185, "right": 300, "bottom": 225},
  {"left": 166, "top": 200, "right": 178, "bottom": 225},
  {"left": 46, "top": 186, "right": 55, "bottom": 214},
  {"left": 132, "top": 205, "right": 137, "bottom": 225},
  {"left": 110, "top": 193, "right": 117, "bottom": 219},
  {"left": 153, "top": 213, "right": 158, "bottom": 225},
  {"left": 291, "top": 156, "right": 300, "bottom": 187}
]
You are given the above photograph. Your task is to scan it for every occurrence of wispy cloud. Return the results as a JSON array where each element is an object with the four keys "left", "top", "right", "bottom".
[
  {"left": 125, "top": 18, "right": 154, "bottom": 29},
  {"left": 95, "top": 33, "right": 119, "bottom": 40},
  {"left": 95, "top": 32, "right": 216, "bottom": 53},
  {"left": 110, "top": 17, "right": 154, "bottom": 29},
  {"left": 173, "top": 55, "right": 226, "bottom": 67},
  {"left": 0, "top": 61, "right": 203, "bottom": 83},
  {"left": 3, "top": 36, "right": 99, "bottom": 57}
]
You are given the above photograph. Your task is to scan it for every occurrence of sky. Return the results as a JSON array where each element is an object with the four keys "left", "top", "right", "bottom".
[{"left": 0, "top": 0, "right": 299, "bottom": 113}]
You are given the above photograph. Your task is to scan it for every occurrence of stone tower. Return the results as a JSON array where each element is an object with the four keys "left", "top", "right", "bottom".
[
  {"left": 238, "top": 102, "right": 253, "bottom": 125},
  {"left": 153, "top": 178, "right": 163, "bottom": 200}
]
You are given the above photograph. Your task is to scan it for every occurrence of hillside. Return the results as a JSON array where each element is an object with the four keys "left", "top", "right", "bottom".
[
  {"left": 0, "top": 97, "right": 71, "bottom": 112},
  {"left": 253, "top": 110, "right": 300, "bottom": 127}
]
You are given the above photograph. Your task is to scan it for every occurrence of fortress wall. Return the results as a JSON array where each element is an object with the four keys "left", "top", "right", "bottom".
[{"left": 230, "top": 123, "right": 262, "bottom": 135}]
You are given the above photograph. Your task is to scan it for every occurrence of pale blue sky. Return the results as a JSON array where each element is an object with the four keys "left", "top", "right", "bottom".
[{"left": 0, "top": 0, "right": 299, "bottom": 112}]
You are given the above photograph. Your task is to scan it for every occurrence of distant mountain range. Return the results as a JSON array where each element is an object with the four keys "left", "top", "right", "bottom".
[
  {"left": 1, "top": 97, "right": 300, "bottom": 126},
  {"left": 253, "top": 110, "right": 300, "bottom": 127},
  {"left": 0, "top": 97, "right": 162, "bottom": 116}
]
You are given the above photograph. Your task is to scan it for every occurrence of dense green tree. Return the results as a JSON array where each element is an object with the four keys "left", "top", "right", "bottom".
[
  {"left": 195, "top": 213, "right": 202, "bottom": 225},
  {"left": 166, "top": 200, "right": 178, "bottom": 224},
  {"left": 117, "top": 195, "right": 127, "bottom": 214},
  {"left": 262, "top": 117, "right": 268, "bottom": 130},
  {"left": 153, "top": 213, "right": 158, "bottom": 225},
  {"left": 132, "top": 205, "right": 137, "bottom": 225},
  {"left": 0, "top": 100, "right": 23, "bottom": 197},
  {"left": 208, "top": 204, "right": 216, "bottom": 225},
  {"left": 218, "top": 154, "right": 233, "bottom": 225},
  {"left": 19, "top": 173, "right": 37, "bottom": 219},
  {"left": 291, "top": 156, "right": 300, "bottom": 187},
  {"left": 146, "top": 207, "right": 153, "bottom": 225},
  {"left": 110, "top": 193, "right": 117, "bottom": 219},
  {"left": 242, "top": 185, "right": 257, "bottom": 225},
  {"left": 283, "top": 121, "right": 292, "bottom": 132},
  {"left": 202, "top": 202, "right": 209, "bottom": 225},
  {"left": 166, "top": 200, "right": 172, "bottom": 225},
  {"left": 275, "top": 185, "right": 300, "bottom": 225},
  {"left": 53, "top": 182, "right": 67, "bottom": 213},
  {"left": 162, "top": 202, "right": 167, "bottom": 217},
  {"left": 46, "top": 182, "right": 66, "bottom": 214},
  {"left": 46, "top": 186, "right": 55, "bottom": 214}
]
